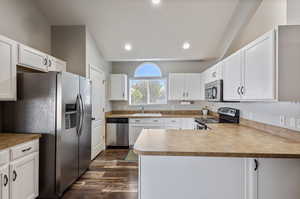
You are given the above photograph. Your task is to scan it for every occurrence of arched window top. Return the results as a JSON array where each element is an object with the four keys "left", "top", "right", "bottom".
[{"left": 134, "top": 62, "right": 162, "bottom": 78}]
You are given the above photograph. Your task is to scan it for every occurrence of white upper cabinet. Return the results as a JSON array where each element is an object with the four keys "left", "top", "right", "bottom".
[
  {"left": 169, "top": 73, "right": 201, "bottom": 101},
  {"left": 109, "top": 74, "right": 128, "bottom": 101},
  {"left": 168, "top": 73, "right": 185, "bottom": 101},
  {"left": 18, "top": 44, "right": 48, "bottom": 72},
  {"left": 0, "top": 35, "right": 17, "bottom": 101},
  {"left": 223, "top": 51, "right": 243, "bottom": 101},
  {"left": 205, "top": 62, "right": 223, "bottom": 83},
  {"left": 47, "top": 56, "right": 67, "bottom": 72},
  {"left": 243, "top": 30, "right": 276, "bottom": 100},
  {"left": 223, "top": 30, "right": 276, "bottom": 101}
]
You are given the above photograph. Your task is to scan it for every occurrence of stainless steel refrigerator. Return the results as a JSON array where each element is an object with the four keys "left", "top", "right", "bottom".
[{"left": 2, "top": 72, "right": 92, "bottom": 198}]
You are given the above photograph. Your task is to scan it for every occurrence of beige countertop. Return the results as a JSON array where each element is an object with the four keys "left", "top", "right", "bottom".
[
  {"left": 133, "top": 124, "right": 300, "bottom": 158},
  {"left": 0, "top": 133, "right": 42, "bottom": 150}
]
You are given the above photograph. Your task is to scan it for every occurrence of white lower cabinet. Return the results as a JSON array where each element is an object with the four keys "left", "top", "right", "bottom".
[
  {"left": 0, "top": 139, "right": 39, "bottom": 199},
  {"left": 129, "top": 118, "right": 196, "bottom": 146},
  {"left": 246, "top": 158, "right": 300, "bottom": 199},
  {"left": 10, "top": 153, "right": 39, "bottom": 199},
  {"left": 0, "top": 165, "right": 9, "bottom": 199}
]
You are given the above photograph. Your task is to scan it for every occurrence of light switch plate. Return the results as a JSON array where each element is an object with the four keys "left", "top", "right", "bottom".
[
  {"left": 289, "top": 118, "right": 296, "bottom": 128},
  {"left": 297, "top": 119, "right": 300, "bottom": 130}
]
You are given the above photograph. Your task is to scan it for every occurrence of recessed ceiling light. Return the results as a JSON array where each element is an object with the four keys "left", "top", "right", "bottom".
[
  {"left": 182, "top": 42, "right": 191, "bottom": 50},
  {"left": 124, "top": 43, "right": 132, "bottom": 51},
  {"left": 152, "top": 0, "right": 161, "bottom": 5}
]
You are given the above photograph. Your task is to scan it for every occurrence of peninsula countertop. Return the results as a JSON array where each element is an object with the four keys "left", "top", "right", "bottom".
[
  {"left": 0, "top": 133, "right": 42, "bottom": 150},
  {"left": 133, "top": 124, "right": 300, "bottom": 158}
]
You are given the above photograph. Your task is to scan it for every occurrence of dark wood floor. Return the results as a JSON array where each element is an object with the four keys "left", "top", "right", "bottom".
[{"left": 62, "top": 149, "right": 138, "bottom": 199}]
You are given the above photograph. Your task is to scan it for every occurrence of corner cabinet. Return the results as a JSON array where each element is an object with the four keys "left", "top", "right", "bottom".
[
  {"left": 109, "top": 74, "right": 128, "bottom": 101},
  {"left": 0, "top": 35, "right": 17, "bottom": 101},
  {"left": 168, "top": 73, "right": 201, "bottom": 101},
  {"left": 0, "top": 139, "right": 39, "bottom": 199}
]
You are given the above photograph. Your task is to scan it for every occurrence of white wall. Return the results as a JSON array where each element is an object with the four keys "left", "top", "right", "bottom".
[
  {"left": 0, "top": 0, "right": 51, "bottom": 53},
  {"left": 287, "top": 0, "right": 300, "bottom": 24},
  {"left": 228, "top": 0, "right": 287, "bottom": 55}
]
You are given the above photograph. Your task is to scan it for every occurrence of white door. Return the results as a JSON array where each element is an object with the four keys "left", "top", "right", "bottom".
[
  {"left": 0, "top": 35, "right": 17, "bottom": 101},
  {"left": 256, "top": 158, "right": 300, "bottom": 199},
  {"left": 0, "top": 165, "right": 9, "bottom": 199},
  {"left": 90, "top": 65, "right": 106, "bottom": 160},
  {"left": 185, "top": 74, "right": 201, "bottom": 100},
  {"left": 10, "top": 153, "right": 39, "bottom": 199},
  {"left": 168, "top": 73, "right": 186, "bottom": 100},
  {"left": 109, "top": 74, "right": 127, "bottom": 100},
  {"left": 18, "top": 44, "right": 48, "bottom": 72},
  {"left": 223, "top": 51, "right": 243, "bottom": 101},
  {"left": 243, "top": 30, "right": 276, "bottom": 100}
]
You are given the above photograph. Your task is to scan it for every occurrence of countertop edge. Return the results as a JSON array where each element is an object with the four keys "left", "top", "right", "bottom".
[{"left": 0, "top": 133, "right": 42, "bottom": 151}]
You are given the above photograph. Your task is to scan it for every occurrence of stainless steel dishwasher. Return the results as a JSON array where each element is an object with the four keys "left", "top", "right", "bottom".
[{"left": 106, "top": 118, "right": 129, "bottom": 147}]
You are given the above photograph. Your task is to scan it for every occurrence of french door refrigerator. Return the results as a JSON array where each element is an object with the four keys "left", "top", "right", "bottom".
[{"left": 2, "top": 72, "right": 92, "bottom": 198}]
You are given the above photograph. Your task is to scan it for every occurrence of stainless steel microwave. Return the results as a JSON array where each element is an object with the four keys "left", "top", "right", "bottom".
[{"left": 205, "top": 80, "right": 223, "bottom": 102}]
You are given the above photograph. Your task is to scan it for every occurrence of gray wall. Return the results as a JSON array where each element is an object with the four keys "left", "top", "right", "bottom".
[
  {"left": 51, "top": 26, "right": 87, "bottom": 77},
  {"left": 287, "top": 0, "right": 300, "bottom": 24},
  {"left": 0, "top": 0, "right": 51, "bottom": 53},
  {"left": 111, "top": 61, "right": 209, "bottom": 111}
]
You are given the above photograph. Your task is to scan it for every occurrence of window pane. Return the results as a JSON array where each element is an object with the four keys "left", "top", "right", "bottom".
[
  {"left": 130, "top": 80, "right": 148, "bottom": 105},
  {"left": 149, "top": 79, "right": 167, "bottom": 104},
  {"left": 134, "top": 62, "right": 162, "bottom": 77}
]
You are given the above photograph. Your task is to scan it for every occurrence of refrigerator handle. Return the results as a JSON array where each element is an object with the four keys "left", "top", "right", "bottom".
[
  {"left": 78, "top": 94, "right": 85, "bottom": 136},
  {"left": 76, "top": 95, "right": 83, "bottom": 136}
]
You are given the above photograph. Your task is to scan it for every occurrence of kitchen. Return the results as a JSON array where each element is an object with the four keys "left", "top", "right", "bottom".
[{"left": 1, "top": 0, "right": 300, "bottom": 199}]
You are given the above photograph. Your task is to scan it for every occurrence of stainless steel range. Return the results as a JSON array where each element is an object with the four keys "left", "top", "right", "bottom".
[{"left": 195, "top": 107, "right": 240, "bottom": 130}]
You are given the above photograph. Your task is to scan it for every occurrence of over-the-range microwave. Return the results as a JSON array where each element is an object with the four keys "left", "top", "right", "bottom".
[{"left": 205, "top": 80, "right": 223, "bottom": 102}]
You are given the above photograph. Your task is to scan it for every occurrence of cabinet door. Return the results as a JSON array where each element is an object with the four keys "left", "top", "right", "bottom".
[
  {"left": 181, "top": 118, "right": 195, "bottom": 130},
  {"left": 110, "top": 74, "right": 128, "bottom": 100},
  {"left": 0, "top": 165, "right": 9, "bottom": 199},
  {"left": 256, "top": 158, "right": 300, "bottom": 199},
  {"left": 129, "top": 126, "right": 144, "bottom": 146},
  {"left": 199, "top": 73, "right": 205, "bottom": 100},
  {"left": 243, "top": 30, "right": 276, "bottom": 100},
  {"left": 10, "top": 153, "right": 39, "bottom": 199},
  {"left": 91, "top": 121, "right": 103, "bottom": 160},
  {"left": 168, "top": 74, "right": 186, "bottom": 100},
  {"left": 223, "top": 51, "right": 243, "bottom": 101},
  {"left": 0, "top": 35, "right": 17, "bottom": 101},
  {"left": 18, "top": 44, "right": 48, "bottom": 72},
  {"left": 185, "top": 74, "right": 201, "bottom": 100}
]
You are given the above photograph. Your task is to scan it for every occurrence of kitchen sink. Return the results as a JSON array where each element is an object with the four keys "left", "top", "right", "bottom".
[{"left": 131, "top": 113, "right": 162, "bottom": 117}]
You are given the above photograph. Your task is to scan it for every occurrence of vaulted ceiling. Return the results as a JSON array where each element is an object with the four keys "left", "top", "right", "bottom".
[{"left": 35, "top": 0, "right": 261, "bottom": 61}]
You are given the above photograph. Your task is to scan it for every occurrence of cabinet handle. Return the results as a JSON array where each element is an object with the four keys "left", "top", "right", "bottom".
[
  {"left": 254, "top": 159, "right": 259, "bottom": 171},
  {"left": 43, "top": 58, "right": 48, "bottom": 66},
  {"left": 241, "top": 86, "right": 245, "bottom": 95},
  {"left": 12, "top": 170, "right": 17, "bottom": 181},
  {"left": 237, "top": 87, "right": 241, "bottom": 95},
  {"left": 212, "top": 72, "right": 217, "bottom": 78},
  {"left": 186, "top": 92, "right": 189, "bottom": 97},
  {"left": 22, "top": 147, "right": 32, "bottom": 152},
  {"left": 183, "top": 92, "right": 185, "bottom": 97},
  {"left": 122, "top": 92, "right": 125, "bottom": 98},
  {"left": 48, "top": 59, "right": 52, "bottom": 67},
  {"left": 3, "top": 174, "right": 8, "bottom": 186}
]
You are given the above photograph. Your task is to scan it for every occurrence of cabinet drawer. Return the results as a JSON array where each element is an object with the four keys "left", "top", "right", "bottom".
[
  {"left": 0, "top": 150, "right": 9, "bottom": 166},
  {"left": 10, "top": 140, "right": 38, "bottom": 161},
  {"left": 130, "top": 118, "right": 165, "bottom": 124},
  {"left": 165, "top": 118, "right": 182, "bottom": 124}
]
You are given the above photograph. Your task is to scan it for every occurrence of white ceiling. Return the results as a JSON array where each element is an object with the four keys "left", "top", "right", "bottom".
[{"left": 36, "top": 0, "right": 242, "bottom": 61}]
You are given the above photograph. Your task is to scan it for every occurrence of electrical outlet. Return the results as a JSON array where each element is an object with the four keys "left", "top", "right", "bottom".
[
  {"left": 280, "top": 116, "right": 286, "bottom": 126},
  {"left": 297, "top": 119, "right": 300, "bottom": 130},
  {"left": 289, "top": 117, "right": 296, "bottom": 129}
]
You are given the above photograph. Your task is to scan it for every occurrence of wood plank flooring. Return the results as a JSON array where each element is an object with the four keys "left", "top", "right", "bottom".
[{"left": 62, "top": 149, "right": 138, "bottom": 199}]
